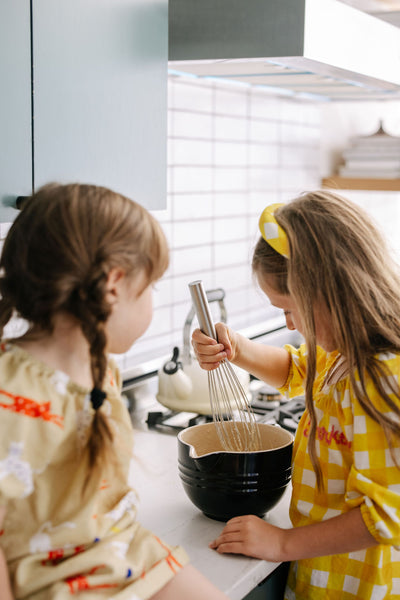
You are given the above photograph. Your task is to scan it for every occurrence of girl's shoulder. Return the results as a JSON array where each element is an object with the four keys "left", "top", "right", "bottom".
[
  {"left": 375, "top": 349, "right": 400, "bottom": 366},
  {"left": 280, "top": 343, "right": 334, "bottom": 397},
  {"left": 0, "top": 341, "right": 90, "bottom": 400},
  {"left": 0, "top": 341, "right": 121, "bottom": 397},
  {"left": 372, "top": 350, "right": 400, "bottom": 387},
  {"left": 284, "top": 342, "right": 335, "bottom": 370},
  {"left": 0, "top": 342, "right": 125, "bottom": 458}
]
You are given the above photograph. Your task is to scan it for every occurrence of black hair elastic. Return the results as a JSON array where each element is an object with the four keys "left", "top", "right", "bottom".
[{"left": 90, "top": 387, "right": 106, "bottom": 410}]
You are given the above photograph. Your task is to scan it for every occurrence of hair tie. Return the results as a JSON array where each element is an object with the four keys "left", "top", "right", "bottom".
[
  {"left": 258, "top": 203, "right": 289, "bottom": 258},
  {"left": 90, "top": 387, "right": 106, "bottom": 410}
]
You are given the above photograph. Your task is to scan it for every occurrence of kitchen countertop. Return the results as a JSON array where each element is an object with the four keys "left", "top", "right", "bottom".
[{"left": 132, "top": 424, "right": 292, "bottom": 600}]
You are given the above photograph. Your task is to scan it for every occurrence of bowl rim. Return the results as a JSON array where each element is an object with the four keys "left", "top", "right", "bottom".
[{"left": 177, "top": 422, "right": 294, "bottom": 458}]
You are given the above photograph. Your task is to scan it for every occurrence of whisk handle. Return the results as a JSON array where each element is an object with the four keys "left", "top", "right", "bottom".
[{"left": 188, "top": 280, "right": 217, "bottom": 341}]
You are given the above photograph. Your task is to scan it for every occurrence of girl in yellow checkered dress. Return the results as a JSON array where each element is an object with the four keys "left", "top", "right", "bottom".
[{"left": 192, "top": 191, "right": 400, "bottom": 600}]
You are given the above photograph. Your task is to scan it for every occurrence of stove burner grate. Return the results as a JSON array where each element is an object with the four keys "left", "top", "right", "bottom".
[
  {"left": 146, "top": 396, "right": 305, "bottom": 435},
  {"left": 277, "top": 400, "right": 306, "bottom": 433},
  {"left": 146, "top": 410, "right": 213, "bottom": 431}
]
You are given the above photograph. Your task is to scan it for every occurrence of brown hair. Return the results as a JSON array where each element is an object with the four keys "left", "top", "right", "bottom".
[
  {"left": 0, "top": 183, "right": 169, "bottom": 476},
  {"left": 252, "top": 190, "right": 400, "bottom": 488}
]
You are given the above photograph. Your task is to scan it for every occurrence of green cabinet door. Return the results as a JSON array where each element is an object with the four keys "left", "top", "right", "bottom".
[
  {"left": 0, "top": 0, "right": 167, "bottom": 222},
  {"left": 0, "top": 0, "right": 32, "bottom": 222},
  {"left": 33, "top": 0, "right": 168, "bottom": 210}
]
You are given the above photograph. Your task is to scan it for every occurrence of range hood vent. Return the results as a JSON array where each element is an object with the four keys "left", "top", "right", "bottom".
[{"left": 169, "top": 0, "right": 400, "bottom": 102}]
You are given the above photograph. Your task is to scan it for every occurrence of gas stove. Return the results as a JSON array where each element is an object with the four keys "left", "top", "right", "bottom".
[{"left": 142, "top": 381, "right": 305, "bottom": 436}]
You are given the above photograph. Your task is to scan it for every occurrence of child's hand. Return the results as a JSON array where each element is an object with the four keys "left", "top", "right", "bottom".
[
  {"left": 209, "top": 515, "right": 287, "bottom": 562},
  {"left": 191, "top": 323, "right": 238, "bottom": 370}
]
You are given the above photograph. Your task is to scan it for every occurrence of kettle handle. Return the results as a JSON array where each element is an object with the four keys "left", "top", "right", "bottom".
[{"left": 162, "top": 346, "right": 182, "bottom": 375}]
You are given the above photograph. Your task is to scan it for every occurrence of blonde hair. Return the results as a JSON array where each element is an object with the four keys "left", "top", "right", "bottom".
[
  {"left": 0, "top": 183, "right": 169, "bottom": 476},
  {"left": 253, "top": 190, "right": 400, "bottom": 488}
]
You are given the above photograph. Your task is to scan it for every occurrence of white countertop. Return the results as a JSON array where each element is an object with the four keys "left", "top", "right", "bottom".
[{"left": 132, "top": 426, "right": 292, "bottom": 600}]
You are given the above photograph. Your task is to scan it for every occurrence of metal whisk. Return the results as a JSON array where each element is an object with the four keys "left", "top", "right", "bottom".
[{"left": 189, "top": 280, "right": 262, "bottom": 452}]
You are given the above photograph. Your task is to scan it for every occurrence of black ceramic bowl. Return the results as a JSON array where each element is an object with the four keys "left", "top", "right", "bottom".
[{"left": 177, "top": 422, "right": 293, "bottom": 522}]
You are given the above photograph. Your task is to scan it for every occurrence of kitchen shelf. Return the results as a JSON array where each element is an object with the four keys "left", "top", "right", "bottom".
[{"left": 322, "top": 176, "right": 400, "bottom": 191}]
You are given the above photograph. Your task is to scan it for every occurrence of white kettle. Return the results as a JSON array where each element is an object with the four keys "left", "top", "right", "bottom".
[{"left": 156, "top": 288, "right": 250, "bottom": 415}]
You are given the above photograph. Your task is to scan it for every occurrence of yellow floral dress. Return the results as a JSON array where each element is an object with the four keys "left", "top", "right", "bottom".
[
  {"left": 0, "top": 343, "right": 188, "bottom": 599},
  {"left": 279, "top": 344, "right": 400, "bottom": 600}
]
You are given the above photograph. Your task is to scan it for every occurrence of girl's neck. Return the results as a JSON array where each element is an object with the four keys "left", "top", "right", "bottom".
[{"left": 15, "top": 314, "right": 93, "bottom": 389}]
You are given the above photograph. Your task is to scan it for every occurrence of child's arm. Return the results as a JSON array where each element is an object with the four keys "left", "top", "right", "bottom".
[
  {"left": 0, "top": 548, "right": 13, "bottom": 600},
  {"left": 150, "top": 564, "right": 229, "bottom": 599},
  {"left": 192, "top": 324, "right": 291, "bottom": 389},
  {"left": 0, "top": 508, "right": 13, "bottom": 600},
  {"left": 209, "top": 507, "right": 376, "bottom": 561}
]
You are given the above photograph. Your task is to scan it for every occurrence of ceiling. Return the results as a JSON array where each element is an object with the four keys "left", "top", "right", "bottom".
[
  {"left": 340, "top": 0, "right": 400, "bottom": 25},
  {"left": 342, "top": 0, "right": 400, "bottom": 7}
]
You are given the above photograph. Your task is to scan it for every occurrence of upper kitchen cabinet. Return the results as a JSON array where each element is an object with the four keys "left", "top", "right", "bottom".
[
  {"left": 0, "top": 0, "right": 167, "bottom": 222},
  {"left": 0, "top": 1, "right": 32, "bottom": 222}
]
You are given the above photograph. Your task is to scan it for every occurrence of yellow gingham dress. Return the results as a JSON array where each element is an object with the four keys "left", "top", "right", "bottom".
[
  {"left": 279, "top": 344, "right": 400, "bottom": 600},
  {"left": 0, "top": 343, "right": 188, "bottom": 599}
]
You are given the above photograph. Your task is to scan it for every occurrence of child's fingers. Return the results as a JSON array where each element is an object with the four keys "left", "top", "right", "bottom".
[
  {"left": 191, "top": 329, "right": 227, "bottom": 369},
  {"left": 209, "top": 519, "right": 244, "bottom": 550},
  {"left": 209, "top": 528, "right": 248, "bottom": 555}
]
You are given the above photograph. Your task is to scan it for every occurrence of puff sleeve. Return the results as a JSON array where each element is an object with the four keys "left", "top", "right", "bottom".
[
  {"left": 278, "top": 343, "right": 334, "bottom": 399},
  {"left": 344, "top": 382, "right": 400, "bottom": 547}
]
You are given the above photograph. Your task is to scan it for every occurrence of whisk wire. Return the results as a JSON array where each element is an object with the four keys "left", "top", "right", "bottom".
[
  {"left": 190, "top": 280, "right": 262, "bottom": 453},
  {"left": 208, "top": 359, "right": 262, "bottom": 452}
]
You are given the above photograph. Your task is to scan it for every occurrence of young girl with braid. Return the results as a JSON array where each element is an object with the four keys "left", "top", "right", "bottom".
[
  {"left": 0, "top": 183, "right": 229, "bottom": 600},
  {"left": 192, "top": 191, "right": 400, "bottom": 600}
]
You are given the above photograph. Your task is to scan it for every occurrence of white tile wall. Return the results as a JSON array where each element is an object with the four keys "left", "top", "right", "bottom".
[
  {"left": 4, "top": 74, "right": 399, "bottom": 376},
  {"left": 341, "top": 190, "right": 400, "bottom": 259},
  {"left": 122, "top": 74, "right": 323, "bottom": 372}
]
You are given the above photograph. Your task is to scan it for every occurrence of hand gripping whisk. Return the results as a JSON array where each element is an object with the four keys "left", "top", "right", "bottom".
[{"left": 189, "top": 280, "right": 261, "bottom": 452}]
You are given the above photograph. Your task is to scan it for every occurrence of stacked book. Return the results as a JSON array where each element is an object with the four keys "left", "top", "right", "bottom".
[{"left": 339, "top": 123, "right": 400, "bottom": 179}]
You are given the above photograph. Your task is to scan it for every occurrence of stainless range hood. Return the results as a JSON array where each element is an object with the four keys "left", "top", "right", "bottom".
[{"left": 169, "top": 0, "right": 400, "bottom": 102}]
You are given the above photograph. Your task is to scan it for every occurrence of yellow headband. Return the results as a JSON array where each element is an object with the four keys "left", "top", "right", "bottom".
[{"left": 258, "top": 203, "right": 289, "bottom": 258}]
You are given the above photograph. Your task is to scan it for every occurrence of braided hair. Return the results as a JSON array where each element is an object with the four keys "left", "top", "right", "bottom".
[{"left": 0, "top": 183, "right": 169, "bottom": 473}]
